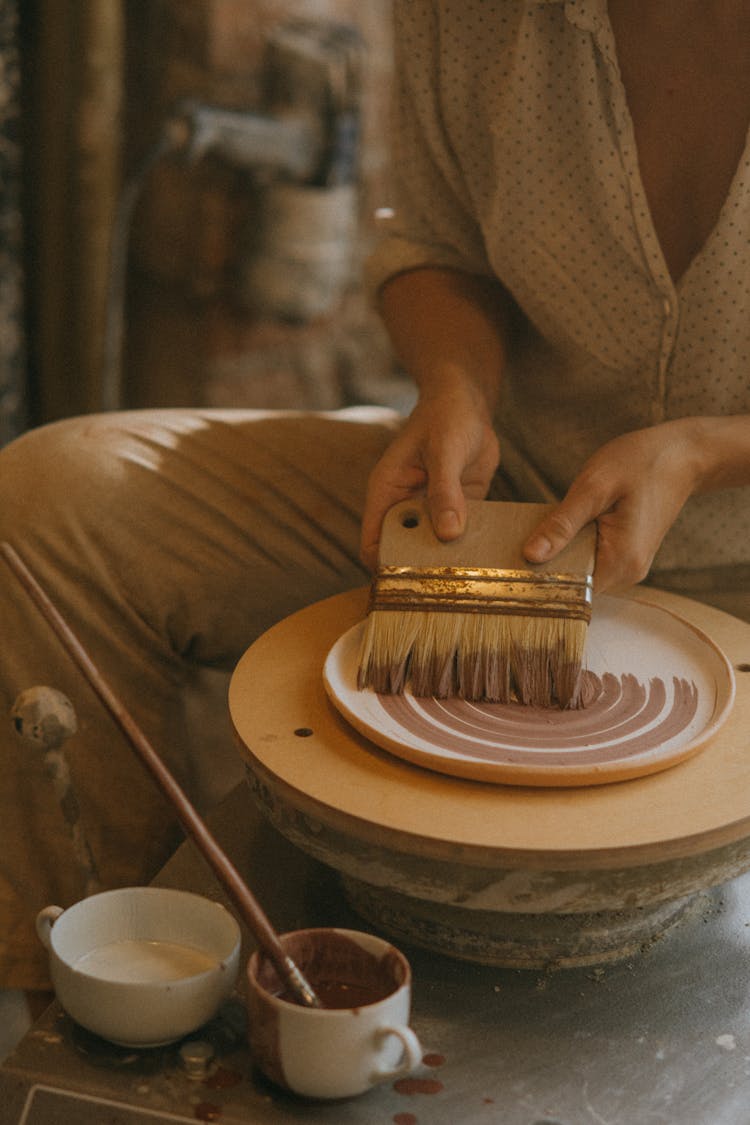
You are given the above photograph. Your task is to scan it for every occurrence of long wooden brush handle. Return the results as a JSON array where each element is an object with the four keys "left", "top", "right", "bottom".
[{"left": 1, "top": 541, "right": 319, "bottom": 1008}]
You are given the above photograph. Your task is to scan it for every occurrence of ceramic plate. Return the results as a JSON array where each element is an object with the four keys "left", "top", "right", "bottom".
[{"left": 322, "top": 595, "right": 736, "bottom": 787}]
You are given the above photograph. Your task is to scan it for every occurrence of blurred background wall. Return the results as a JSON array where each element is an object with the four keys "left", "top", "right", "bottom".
[{"left": 9, "top": 0, "right": 406, "bottom": 445}]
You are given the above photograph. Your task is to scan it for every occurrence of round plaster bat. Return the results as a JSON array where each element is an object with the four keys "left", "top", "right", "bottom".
[{"left": 12, "top": 686, "right": 78, "bottom": 749}]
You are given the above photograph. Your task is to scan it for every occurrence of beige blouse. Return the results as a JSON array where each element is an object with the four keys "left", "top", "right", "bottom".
[{"left": 366, "top": 0, "right": 750, "bottom": 577}]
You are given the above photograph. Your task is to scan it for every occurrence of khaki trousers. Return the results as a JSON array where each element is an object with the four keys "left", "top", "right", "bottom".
[{"left": 0, "top": 406, "right": 400, "bottom": 988}]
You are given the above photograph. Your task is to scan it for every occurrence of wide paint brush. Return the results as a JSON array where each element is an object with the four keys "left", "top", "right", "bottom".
[
  {"left": 358, "top": 498, "right": 596, "bottom": 708},
  {"left": 1, "top": 541, "right": 321, "bottom": 1009}
]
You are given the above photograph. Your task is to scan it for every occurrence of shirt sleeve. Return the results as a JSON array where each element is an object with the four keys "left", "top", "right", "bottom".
[{"left": 364, "top": 0, "right": 495, "bottom": 301}]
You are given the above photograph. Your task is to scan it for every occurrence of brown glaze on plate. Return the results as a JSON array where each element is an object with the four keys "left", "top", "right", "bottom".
[{"left": 323, "top": 595, "right": 735, "bottom": 787}]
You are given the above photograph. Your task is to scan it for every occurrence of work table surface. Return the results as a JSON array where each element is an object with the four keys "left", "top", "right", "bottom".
[{"left": 2, "top": 781, "right": 749, "bottom": 1125}]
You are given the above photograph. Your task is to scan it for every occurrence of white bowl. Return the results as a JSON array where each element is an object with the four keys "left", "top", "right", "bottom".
[{"left": 37, "top": 887, "right": 241, "bottom": 1047}]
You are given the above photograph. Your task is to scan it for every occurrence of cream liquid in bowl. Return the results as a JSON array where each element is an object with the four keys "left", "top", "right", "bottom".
[{"left": 73, "top": 940, "right": 219, "bottom": 983}]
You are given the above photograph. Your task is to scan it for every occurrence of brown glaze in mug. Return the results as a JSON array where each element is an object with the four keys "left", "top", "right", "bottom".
[{"left": 246, "top": 928, "right": 422, "bottom": 1099}]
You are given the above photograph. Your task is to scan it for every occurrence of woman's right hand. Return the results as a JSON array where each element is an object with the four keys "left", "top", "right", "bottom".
[
  {"left": 359, "top": 266, "right": 511, "bottom": 570},
  {"left": 359, "top": 385, "right": 500, "bottom": 571}
]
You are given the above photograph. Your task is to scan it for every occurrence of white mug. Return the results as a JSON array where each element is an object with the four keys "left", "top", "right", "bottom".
[
  {"left": 36, "top": 886, "right": 241, "bottom": 1047},
  {"left": 246, "top": 927, "right": 422, "bottom": 1100}
]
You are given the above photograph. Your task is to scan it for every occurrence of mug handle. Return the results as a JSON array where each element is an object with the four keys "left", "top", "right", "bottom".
[
  {"left": 370, "top": 1025, "right": 423, "bottom": 1083},
  {"left": 36, "top": 905, "right": 64, "bottom": 950}
]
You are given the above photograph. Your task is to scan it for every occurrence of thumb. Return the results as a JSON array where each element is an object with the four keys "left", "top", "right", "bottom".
[
  {"left": 523, "top": 504, "right": 589, "bottom": 564},
  {"left": 427, "top": 479, "right": 468, "bottom": 541}
]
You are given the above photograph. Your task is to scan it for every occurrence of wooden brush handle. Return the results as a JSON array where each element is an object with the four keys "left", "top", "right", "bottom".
[
  {"left": 0, "top": 541, "right": 319, "bottom": 1007},
  {"left": 379, "top": 498, "right": 596, "bottom": 576}
]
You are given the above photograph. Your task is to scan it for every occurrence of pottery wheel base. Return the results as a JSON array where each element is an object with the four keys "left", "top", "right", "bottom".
[{"left": 340, "top": 875, "right": 696, "bottom": 970}]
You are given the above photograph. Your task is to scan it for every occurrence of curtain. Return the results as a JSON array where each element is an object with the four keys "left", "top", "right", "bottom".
[
  {"left": 24, "top": 1, "right": 124, "bottom": 423},
  {"left": 0, "top": 0, "right": 26, "bottom": 445}
]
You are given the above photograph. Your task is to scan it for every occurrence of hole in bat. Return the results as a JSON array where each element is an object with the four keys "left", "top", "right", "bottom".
[
  {"left": 401, "top": 511, "right": 420, "bottom": 529},
  {"left": 294, "top": 727, "right": 314, "bottom": 737},
  {"left": 736, "top": 663, "right": 750, "bottom": 672}
]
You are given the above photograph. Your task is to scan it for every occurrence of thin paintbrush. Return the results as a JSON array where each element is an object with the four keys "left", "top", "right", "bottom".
[
  {"left": 1, "top": 541, "right": 321, "bottom": 1009},
  {"left": 358, "top": 498, "right": 596, "bottom": 708}
]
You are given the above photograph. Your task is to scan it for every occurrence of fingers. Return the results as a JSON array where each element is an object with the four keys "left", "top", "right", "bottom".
[
  {"left": 523, "top": 490, "right": 599, "bottom": 564},
  {"left": 359, "top": 522, "right": 382, "bottom": 574},
  {"left": 425, "top": 462, "right": 470, "bottom": 542},
  {"left": 523, "top": 512, "right": 581, "bottom": 564},
  {"left": 359, "top": 473, "right": 423, "bottom": 572},
  {"left": 522, "top": 463, "right": 685, "bottom": 595},
  {"left": 424, "top": 425, "right": 500, "bottom": 541},
  {"left": 359, "top": 458, "right": 471, "bottom": 572},
  {"left": 358, "top": 406, "right": 500, "bottom": 570},
  {"left": 523, "top": 486, "right": 647, "bottom": 593},
  {"left": 524, "top": 503, "right": 634, "bottom": 595},
  {"left": 592, "top": 505, "right": 668, "bottom": 593},
  {"left": 358, "top": 432, "right": 429, "bottom": 570}
]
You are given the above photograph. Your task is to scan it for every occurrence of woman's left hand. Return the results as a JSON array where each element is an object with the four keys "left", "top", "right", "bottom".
[{"left": 522, "top": 418, "right": 731, "bottom": 592}]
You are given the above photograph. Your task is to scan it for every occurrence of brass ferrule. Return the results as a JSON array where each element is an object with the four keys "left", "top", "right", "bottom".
[{"left": 368, "top": 565, "right": 593, "bottom": 621}]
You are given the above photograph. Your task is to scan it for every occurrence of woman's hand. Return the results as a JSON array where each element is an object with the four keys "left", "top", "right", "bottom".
[
  {"left": 522, "top": 418, "right": 739, "bottom": 592},
  {"left": 359, "top": 267, "right": 511, "bottom": 571},
  {"left": 359, "top": 387, "right": 500, "bottom": 571}
]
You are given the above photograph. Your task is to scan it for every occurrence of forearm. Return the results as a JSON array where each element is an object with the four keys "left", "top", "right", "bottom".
[
  {"left": 686, "top": 415, "right": 750, "bottom": 492},
  {"left": 378, "top": 267, "right": 512, "bottom": 418}
]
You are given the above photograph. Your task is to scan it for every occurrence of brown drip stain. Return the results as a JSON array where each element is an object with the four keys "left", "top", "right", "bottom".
[
  {"left": 422, "top": 1052, "right": 445, "bottom": 1067},
  {"left": 203, "top": 1066, "right": 243, "bottom": 1090},
  {"left": 394, "top": 1114, "right": 419, "bottom": 1125},
  {"left": 394, "top": 1076, "right": 445, "bottom": 1096},
  {"left": 194, "top": 1103, "right": 222, "bottom": 1122}
]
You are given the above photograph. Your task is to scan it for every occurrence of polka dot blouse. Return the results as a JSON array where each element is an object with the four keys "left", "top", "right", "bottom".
[{"left": 366, "top": 0, "right": 750, "bottom": 575}]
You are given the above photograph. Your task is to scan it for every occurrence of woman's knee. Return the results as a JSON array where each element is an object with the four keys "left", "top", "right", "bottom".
[{"left": 0, "top": 417, "right": 118, "bottom": 533}]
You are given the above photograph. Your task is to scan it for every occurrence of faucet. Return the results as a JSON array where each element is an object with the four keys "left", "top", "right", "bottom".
[
  {"left": 102, "top": 18, "right": 363, "bottom": 410},
  {"left": 164, "top": 99, "right": 323, "bottom": 182}
]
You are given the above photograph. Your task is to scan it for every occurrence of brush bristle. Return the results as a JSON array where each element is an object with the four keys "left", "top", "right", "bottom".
[
  {"left": 358, "top": 610, "right": 588, "bottom": 708},
  {"left": 357, "top": 610, "right": 422, "bottom": 695}
]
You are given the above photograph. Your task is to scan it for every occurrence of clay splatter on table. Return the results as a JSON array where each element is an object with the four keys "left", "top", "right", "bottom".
[
  {"left": 394, "top": 1076, "right": 445, "bottom": 1096},
  {"left": 203, "top": 1066, "right": 243, "bottom": 1090},
  {"left": 194, "top": 1103, "right": 222, "bottom": 1122}
]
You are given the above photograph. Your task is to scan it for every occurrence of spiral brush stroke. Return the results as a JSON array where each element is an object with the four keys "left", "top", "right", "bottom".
[{"left": 377, "top": 672, "right": 699, "bottom": 767}]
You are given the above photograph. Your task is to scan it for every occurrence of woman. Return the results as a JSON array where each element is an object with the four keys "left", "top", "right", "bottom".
[{"left": 2, "top": 0, "right": 749, "bottom": 993}]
